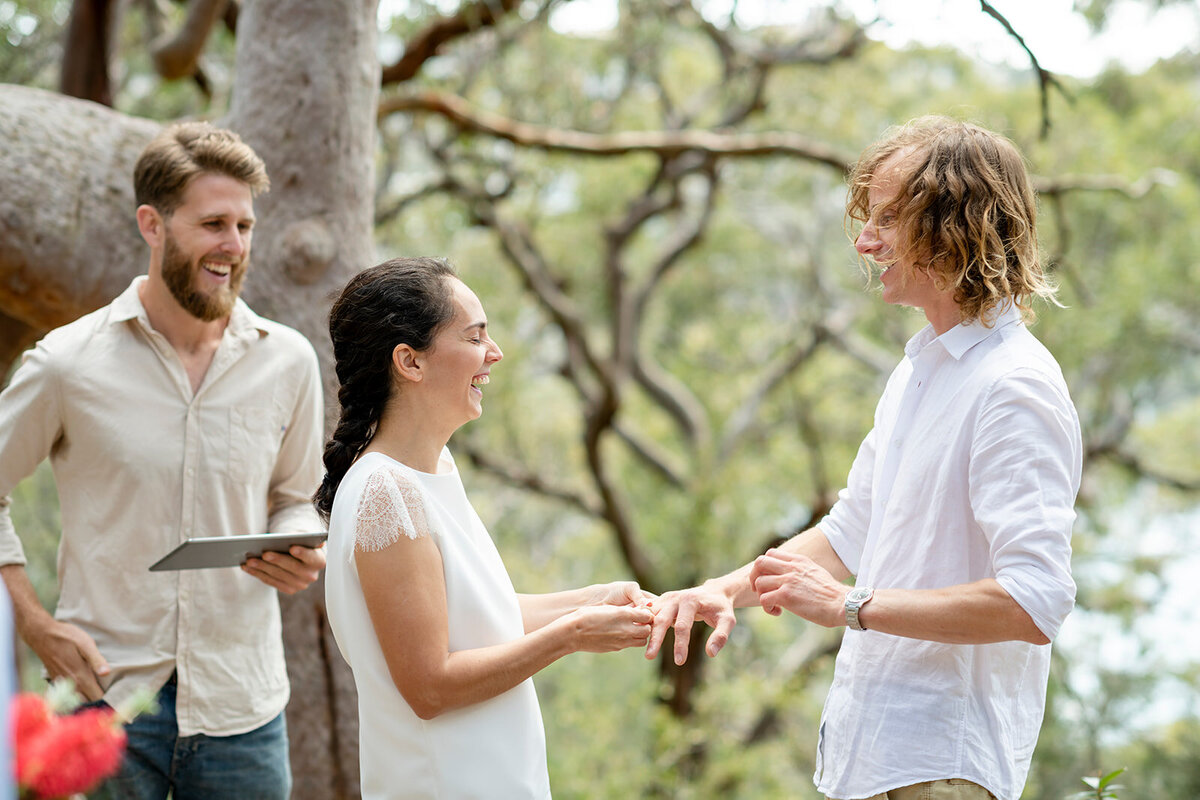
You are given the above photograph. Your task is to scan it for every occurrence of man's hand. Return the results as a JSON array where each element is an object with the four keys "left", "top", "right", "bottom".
[
  {"left": 28, "top": 619, "right": 110, "bottom": 702},
  {"left": 644, "top": 583, "right": 738, "bottom": 666},
  {"left": 242, "top": 543, "right": 327, "bottom": 594},
  {"left": 749, "top": 548, "right": 847, "bottom": 626}
]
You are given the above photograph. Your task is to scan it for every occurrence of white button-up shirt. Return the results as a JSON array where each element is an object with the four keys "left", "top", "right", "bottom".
[
  {"left": 0, "top": 277, "right": 324, "bottom": 736},
  {"left": 816, "top": 303, "right": 1081, "bottom": 800}
]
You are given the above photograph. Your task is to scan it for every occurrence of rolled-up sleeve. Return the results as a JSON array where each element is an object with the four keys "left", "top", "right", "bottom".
[
  {"left": 971, "top": 368, "right": 1082, "bottom": 641},
  {"left": 819, "top": 426, "right": 878, "bottom": 576},
  {"left": 265, "top": 334, "right": 325, "bottom": 535},
  {"left": 0, "top": 340, "right": 66, "bottom": 567}
]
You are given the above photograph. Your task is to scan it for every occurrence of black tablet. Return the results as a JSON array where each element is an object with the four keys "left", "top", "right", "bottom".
[{"left": 148, "top": 532, "right": 328, "bottom": 571}]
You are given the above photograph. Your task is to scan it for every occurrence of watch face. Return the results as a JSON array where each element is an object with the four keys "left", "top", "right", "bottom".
[{"left": 847, "top": 587, "right": 871, "bottom": 603}]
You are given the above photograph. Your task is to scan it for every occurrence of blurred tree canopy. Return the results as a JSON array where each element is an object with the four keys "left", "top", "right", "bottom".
[{"left": 2, "top": 0, "right": 1198, "bottom": 797}]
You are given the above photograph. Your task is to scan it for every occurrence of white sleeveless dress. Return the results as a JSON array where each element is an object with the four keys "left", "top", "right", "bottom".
[{"left": 325, "top": 449, "right": 551, "bottom": 799}]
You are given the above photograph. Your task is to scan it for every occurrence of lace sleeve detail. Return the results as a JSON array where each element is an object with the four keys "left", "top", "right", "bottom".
[{"left": 352, "top": 466, "right": 432, "bottom": 554}]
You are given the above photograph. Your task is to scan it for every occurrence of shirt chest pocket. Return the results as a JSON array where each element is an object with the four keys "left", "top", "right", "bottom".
[{"left": 226, "top": 405, "right": 285, "bottom": 483}]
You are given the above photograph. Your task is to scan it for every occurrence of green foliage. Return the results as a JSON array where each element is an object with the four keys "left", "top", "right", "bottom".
[
  {"left": 0, "top": 0, "right": 67, "bottom": 89},
  {"left": 1068, "top": 767, "right": 1126, "bottom": 800},
  {"left": 3, "top": 2, "right": 1199, "bottom": 797}
]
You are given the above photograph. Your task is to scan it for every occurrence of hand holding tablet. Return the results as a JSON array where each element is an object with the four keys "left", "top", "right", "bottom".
[{"left": 149, "top": 532, "right": 328, "bottom": 571}]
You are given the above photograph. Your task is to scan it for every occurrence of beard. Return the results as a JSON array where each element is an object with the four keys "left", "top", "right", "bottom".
[{"left": 160, "top": 233, "right": 248, "bottom": 322}]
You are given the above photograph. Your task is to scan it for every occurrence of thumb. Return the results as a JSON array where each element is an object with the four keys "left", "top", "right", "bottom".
[
  {"left": 79, "top": 636, "right": 111, "bottom": 676},
  {"left": 626, "top": 584, "right": 652, "bottom": 607}
]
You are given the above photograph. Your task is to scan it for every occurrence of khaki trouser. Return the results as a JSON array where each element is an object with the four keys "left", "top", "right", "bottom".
[{"left": 829, "top": 778, "right": 998, "bottom": 800}]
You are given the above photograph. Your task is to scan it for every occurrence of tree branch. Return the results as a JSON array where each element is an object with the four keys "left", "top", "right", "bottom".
[
  {"left": 584, "top": 403, "right": 658, "bottom": 591},
  {"left": 381, "top": 0, "right": 523, "bottom": 86},
  {"left": 612, "top": 423, "right": 686, "bottom": 489},
  {"left": 374, "top": 177, "right": 456, "bottom": 226},
  {"left": 60, "top": 0, "right": 119, "bottom": 105},
  {"left": 150, "top": 0, "right": 228, "bottom": 80},
  {"left": 461, "top": 193, "right": 610, "bottom": 398},
  {"left": 719, "top": 328, "right": 827, "bottom": 462},
  {"left": 1090, "top": 446, "right": 1200, "bottom": 493},
  {"left": 684, "top": 0, "right": 866, "bottom": 72},
  {"left": 626, "top": 164, "right": 719, "bottom": 450},
  {"left": 1044, "top": 191, "right": 1096, "bottom": 307},
  {"left": 980, "top": 0, "right": 1071, "bottom": 139},
  {"left": 379, "top": 89, "right": 855, "bottom": 169},
  {"left": 1034, "top": 169, "right": 1179, "bottom": 198},
  {"left": 458, "top": 442, "right": 602, "bottom": 516},
  {"left": 630, "top": 356, "right": 710, "bottom": 451}
]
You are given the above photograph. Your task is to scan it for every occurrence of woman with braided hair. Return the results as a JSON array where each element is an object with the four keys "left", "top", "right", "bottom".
[{"left": 317, "top": 258, "right": 653, "bottom": 799}]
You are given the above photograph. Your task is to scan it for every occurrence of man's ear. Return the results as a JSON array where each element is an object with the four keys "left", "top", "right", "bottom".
[
  {"left": 136, "top": 205, "right": 164, "bottom": 248},
  {"left": 392, "top": 343, "right": 423, "bottom": 383}
]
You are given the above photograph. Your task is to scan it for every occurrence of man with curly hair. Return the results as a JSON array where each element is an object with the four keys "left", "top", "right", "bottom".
[{"left": 646, "top": 117, "right": 1082, "bottom": 800}]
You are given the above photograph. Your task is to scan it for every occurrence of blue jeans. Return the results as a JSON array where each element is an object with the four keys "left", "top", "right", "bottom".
[{"left": 92, "top": 677, "right": 291, "bottom": 800}]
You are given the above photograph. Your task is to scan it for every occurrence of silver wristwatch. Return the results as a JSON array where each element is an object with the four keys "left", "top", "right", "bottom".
[{"left": 844, "top": 586, "right": 874, "bottom": 631}]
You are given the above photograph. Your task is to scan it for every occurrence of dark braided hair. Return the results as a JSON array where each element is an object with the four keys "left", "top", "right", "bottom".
[{"left": 313, "top": 257, "right": 458, "bottom": 522}]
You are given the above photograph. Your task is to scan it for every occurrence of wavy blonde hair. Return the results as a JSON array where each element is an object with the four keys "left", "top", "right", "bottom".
[{"left": 846, "top": 116, "right": 1057, "bottom": 324}]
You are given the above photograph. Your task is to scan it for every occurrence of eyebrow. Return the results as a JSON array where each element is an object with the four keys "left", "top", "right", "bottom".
[
  {"left": 198, "top": 212, "right": 256, "bottom": 224},
  {"left": 462, "top": 321, "right": 487, "bottom": 332}
]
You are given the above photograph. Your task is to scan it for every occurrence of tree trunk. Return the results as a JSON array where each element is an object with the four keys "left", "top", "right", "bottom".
[
  {"left": 229, "top": 1, "right": 380, "bottom": 796},
  {"left": 3, "top": 1, "right": 380, "bottom": 790},
  {"left": 0, "top": 84, "right": 159, "bottom": 361},
  {"left": 60, "top": 0, "right": 118, "bottom": 106}
]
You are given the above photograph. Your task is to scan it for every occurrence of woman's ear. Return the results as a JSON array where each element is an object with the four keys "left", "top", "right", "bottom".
[{"left": 391, "top": 343, "right": 423, "bottom": 383}]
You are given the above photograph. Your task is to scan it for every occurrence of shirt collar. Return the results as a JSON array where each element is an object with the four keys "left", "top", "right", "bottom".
[
  {"left": 905, "top": 301, "right": 1023, "bottom": 361},
  {"left": 108, "top": 275, "right": 269, "bottom": 339}
]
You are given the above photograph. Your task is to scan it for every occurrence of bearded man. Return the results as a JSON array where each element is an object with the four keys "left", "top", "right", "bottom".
[{"left": 0, "top": 122, "right": 326, "bottom": 799}]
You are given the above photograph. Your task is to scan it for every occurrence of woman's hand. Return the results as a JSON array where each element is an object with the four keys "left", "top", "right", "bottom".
[
  {"left": 564, "top": 604, "right": 655, "bottom": 653},
  {"left": 585, "top": 581, "right": 656, "bottom": 608}
]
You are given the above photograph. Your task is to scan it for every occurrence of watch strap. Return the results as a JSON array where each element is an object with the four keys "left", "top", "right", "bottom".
[{"left": 845, "top": 586, "right": 874, "bottom": 631}]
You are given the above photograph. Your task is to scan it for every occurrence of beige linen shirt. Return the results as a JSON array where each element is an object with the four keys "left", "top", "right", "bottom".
[{"left": 0, "top": 277, "right": 325, "bottom": 736}]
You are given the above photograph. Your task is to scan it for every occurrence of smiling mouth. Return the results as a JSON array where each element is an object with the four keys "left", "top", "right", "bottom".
[
  {"left": 471, "top": 374, "right": 490, "bottom": 391},
  {"left": 202, "top": 262, "right": 233, "bottom": 278}
]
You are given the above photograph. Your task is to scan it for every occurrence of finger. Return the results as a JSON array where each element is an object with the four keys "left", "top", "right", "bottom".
[
  {"left": 644, "top": 597, "right": 678, "bottom": 659},
  {"left": 752, "top": 573, "right": 781, "bottom": 596},
  {"left": 265, "top": 551, "right": 321, "bottom": 585},
  {"left": 62, "top": 654, "right": 105, "bottom": 701},
  {"left": 619, "top": 582, "right": 647, "bottom": 607},
  {"left": 705, "top": 610, "right": 737, "bottom": 657},
  {"left": 624, "top": 585, "right": 652, "bottom": 609},
  {"left": 263, "top": 550, "right": 318, "bottom": 577},
  {"left": 752, "top": 553, "right": 786, "bottom": 578},
  {"left": 672, "top": 601, "right": 699, "bottom": 666},
  {"left": 757, "top": 589, "right": 783, "bottom": 617},
  {"left": 766, "top": 548, "right": 809, "bottom": 568},
  {"left": 70, "top": 630, "right": 111, "bottom": 678},
  {"left": 630, "top": 607, "right": 655, "bottom": 624},
  {"left": 290, "top": 544, "right": 327, "bottom": 568},
  {"left": 242, "top": 559, "right": 308, "bottom": 594},
  {"left": 73, "top": 669, "right": 105, "bottom": 702}
]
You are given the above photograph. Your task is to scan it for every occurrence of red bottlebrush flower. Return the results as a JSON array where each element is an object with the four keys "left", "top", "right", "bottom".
[
  {"left": 10, "top": 694, "right": 53, "bottom": 746},
  {"left": 15, "top": 706, "right": 127, "bottom": 800}
]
